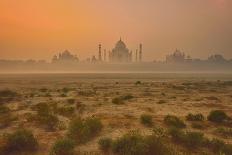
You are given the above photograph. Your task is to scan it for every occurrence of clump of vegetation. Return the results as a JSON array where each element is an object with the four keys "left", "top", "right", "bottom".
[
  {"left": 112, "top": 97, "right": 124, "bottom": 105},
  {"left": 215, "top": 127, "right": 232, "bottom": 138},
  {"left": 169, "top": 128, "right": 205, "bottom": 149},
  {"left": 0, "top": 129, "right": 38, "bottom": 154},
  {"left": 29, "top": 103, "right": 59, "bottom": 130},
  {"left": 111, "top": 131, "right": 174, "bottom": 155},
  {"left": 135, "top": 81, "right": 142, "bottom": 85},
  {"left": 62, "top": 87, "right": 70, "bottom": 93},
  {"left": 208, "top": 138, "right": 232, "bottom": 155},
  {"left": 98, "top": 137, "right": 112, "bottom": 153},
  {"left": 39, "top": 88, "right": 48, "bottom": 92},
  {"left": 157, "top": 100, "right": 166, "bottom": 104},
  {"left": 121, "top": 94, "right": 134, "bottom": 100},
  {"left": 67, "top": 117, "right": 103, "bottom": 144},
  {"left": 186, "top": 113, "right": 205, "bottom": 121},
  {"left": 56, "top": 106, "right": 75, "bottom": 118},
  {"left": 67, "top": 98, "right": 76, "bottom": 104},
  {"left": 0, "top": 105, "right": 16, "bottom": 128},
  {"left": 60, "top": 93, "right": 67, "bottom": 97},
  {"left": 140, "top": 114, "right": 153, "bottom": 127},
  {"left": 0, "top": 105, "right": 10, "bottom": 115},
  {"left": 207, "top": 110, "right": 230, "bottom": 123},
  {"left": 78, "top": 90, "right": 96, "bottom": 97},
  {"left": 0, "top": 89, "right": 20, "bottom": 103},
  {"left": 164, "top": 115, "right": 186, "bottom": 128},
  {"left": 50, "top": 138, "right": 75, "bottom": 155},
  {"left": 112, "top": 131, "right": 148, "bottom": 155},
  {"left": 112, "top": 94, "right": 134, "bottom": 105}
]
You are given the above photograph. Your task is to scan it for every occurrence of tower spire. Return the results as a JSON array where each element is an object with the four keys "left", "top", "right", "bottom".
[{"left": 98, "top": 43, "right": 102, "bottom": 61}]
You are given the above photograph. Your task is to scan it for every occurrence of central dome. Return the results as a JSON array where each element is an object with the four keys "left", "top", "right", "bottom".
[{"left": 115, "top": 39, "right": 126, "bottom": 49}]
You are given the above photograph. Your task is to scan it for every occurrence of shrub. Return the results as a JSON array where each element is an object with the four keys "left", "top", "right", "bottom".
[
  {"left": 35, "top": 102, "right": 51, "bottom": 116},
  {"left": 0, "top": 90, "right": 20, "bottom": 103},
  {"left": 112, "top": 131, "right": 148, "bottom": 155},
  {"left": 30, "top": 103, "right": 59, "bottom": 130},
  {"left": 0, "top": 105, "right": 10, "bottom": 115},
  {"left": 98, "top": 137, "right": 112, "bottom": 153},
  {"left": 135, "top": 81, "right": 142, "bottom": 85},
  {"left": 112, "top": 131, "right": 174, "bottom": 155},
  {"left": 0, "top": 114, "right": 16, "bottom": 129},
  {"left": 169, "top": 128, "right": 205, "bottom": 149},
  {"left": 67, "top": 98, "right": 75, "bottom": 104},
  {"left": 164, "top": 115, "right": 186, "bottom": 128},
  {"left": 1, "top": 129, "right": 38, "bottom": 153},
  {"left": 145, "top": 134, "right": 173, "bottom": 155},
  {"left": 57, "top": 106, "right": 75, "bottom": 117},
  {"left": 39, "top": 88, "right": 48, "bottom": 92},
  {"left": 186, "top": 113, "right": 205, "bottom": 121},
  {"left": 215, "top": 127, "right": 232, "bottom": 138},
  {"left": 183, "top": 132, "right": 205, "bottom": 148},
  {"left": 208, "top": 138, "right": 232, "bottom": 155},
  {"left": 50, "top": 138, "right": 75, "bottom": 155},
  {"left": 157, "top": 100, "right": 166, "bottom": 104},
  {"left": 112, "top": 97, "right": 124, "bottom": 105},
  {"left": 121, "top": 95, "right": 134, "bottom": 100},
  {"left": 140, "top": 114, "right": 153, "bottom": 127},
  {"left": 207, "top": 110, "right": 229, "bottom": 123},
  {"left": 67, "top": 117, "right": 103, "bottom": 143}
]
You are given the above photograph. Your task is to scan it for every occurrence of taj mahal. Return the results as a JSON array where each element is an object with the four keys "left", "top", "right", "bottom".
[{"left": 95, "top": 38, "right": 143, "bottom": 63}]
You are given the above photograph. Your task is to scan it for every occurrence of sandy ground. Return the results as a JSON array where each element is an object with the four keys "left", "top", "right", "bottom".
[{"left": 0, "top": 73, "right": 232, "bottom": 154}]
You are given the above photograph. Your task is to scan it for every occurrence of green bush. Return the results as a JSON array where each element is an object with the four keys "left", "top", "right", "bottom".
[
  {"left": 112, "top": 131, "right": 174, "bottom": 155},
  {"left": 169, "top": 128, "right": 205, "bottom": 149},
  {"left": 208, "top": 138, "right": 232, "bottom": 155},
  {"left": 164, "top": 115, "right": 186, "bottom": 128},
  {"left": 0, "top": 114, "right": 16, "bottom": 129},
  {"left": 98, "top": 137, "right": 112, "bottom": 153},
  {"left": 145, "top": 134, "right": 173, "bottom": 155},
  {"left": 50, "top": 138, "right": 75, "bottom": 155},
  {"left": 186, "top": 113, "right": 205, "bottom": 121},
  {"left": 135, "top": 81, "right": 142, "bottom": 85},
  {"left": 215, "top": 127, "right": 232, "bottom": 138},
  {"left": 67, "top": 117, "right": 102, "bottom": 144},
  {"left": 112, "top": 131, "right": 148, "bottom": 155},
  {"left": 1, "top": 129, "right": 38, "bottom": 153},
  {"left": 121, "top": 94, "right": 134, "bottom": 100},
  {"left": 0, "top": 90, "right": 20, "bottom": 103},
  {"left": 30, "top": 103, "right": 59, "bottom": 130},
  {"left": 112, "top": 97, "right": 124, "bottom": 105},
  {"left": 57, "top": 106, "right": 75, "bottom": 117},
  {"left": 0, "top": 105, "right": 10, "bottom": 115},
  {"left": 140, "top": 114, "right": 153, "bottom": 127},
  {"left": 67, "top": 98, "right": 75, "bottom": 104},
  {"left": 207, "top": 110, "right": 229, "bottom": 123}
]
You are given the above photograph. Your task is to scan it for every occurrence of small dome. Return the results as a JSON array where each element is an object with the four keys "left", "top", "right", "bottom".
[{"left": 115, "top": 39, "right": 126, "bottom": 49}]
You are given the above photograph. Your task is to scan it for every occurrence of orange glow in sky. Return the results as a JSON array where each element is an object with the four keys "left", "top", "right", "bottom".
[{"left": 0, "top": 0, "right": 232, "bottom": 61}]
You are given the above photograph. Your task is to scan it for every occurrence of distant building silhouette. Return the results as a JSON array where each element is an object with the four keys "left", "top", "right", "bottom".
[
  {"left": 139, "top": 44, "right": 143, "bottom": 62},
  {"left": 98, "top": 44, "right": 102, "bottom": 61},
  {"left": 109, "top": 38, "right": 133, "bottom": 63},
  {"left": 166, "top": 49, "right": 185, "bottom": 63},
  {"left": 208, "top": 54, "right": 226, "bottom": 63},
  {"left": 52, "top": 50, "right": 79, "bottom": 63}
]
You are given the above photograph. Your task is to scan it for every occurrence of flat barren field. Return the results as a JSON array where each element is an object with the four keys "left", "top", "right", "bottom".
[{"left": 0, "top": 73, "right": 232, "bottom": 155}]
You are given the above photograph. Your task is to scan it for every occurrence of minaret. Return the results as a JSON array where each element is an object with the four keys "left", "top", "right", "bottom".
[
  {"left": 98, "top": 44, "right": 102, "bottom": 61},
  {"left": 136, "top": 49, "right": 138, "bottom": 62},
  {"left": 104, "top": 49, "right": 106, "bottom": 62},
  {"left": 139, "top": 44, "right": 142, "bottom": 62}
]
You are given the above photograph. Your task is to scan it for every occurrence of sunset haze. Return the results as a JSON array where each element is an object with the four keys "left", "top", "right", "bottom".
[{"left": 0, "top": 0, "right": 232, "bottom": 61}]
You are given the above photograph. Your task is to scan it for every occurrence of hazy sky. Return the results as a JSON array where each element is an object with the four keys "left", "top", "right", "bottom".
[{"left": 0, "top": 0, "right": 232, "bottom": 61}]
